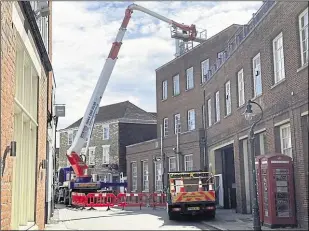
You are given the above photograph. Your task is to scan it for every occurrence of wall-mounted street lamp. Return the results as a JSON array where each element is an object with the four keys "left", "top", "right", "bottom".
[
  {"left": 1, "top": 141, "right": 17, "bottom": 177},
  {"left": 39, "top": 159, "right": 47, "bottom": 171},
  {"left": 244, "top": 99, "right": 263, "bottom": 231}
]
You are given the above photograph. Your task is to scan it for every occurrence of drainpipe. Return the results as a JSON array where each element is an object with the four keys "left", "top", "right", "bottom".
[
  {"left": 45, "top": 74, "right": 50, "bottom": 225},
  {"left": 203, "top": 89, "right": 208, "bottom": 171},
  {"left": 160, "top": 124, "right": 165, "bottom": 192},
  {"left": 176, "top": 130, "right": 180, "bottom": 171}
]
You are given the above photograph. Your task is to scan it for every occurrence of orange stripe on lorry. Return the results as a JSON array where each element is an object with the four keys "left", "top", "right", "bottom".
[{"left": 172, "top": 191, "right": 216, "bottom": 203}]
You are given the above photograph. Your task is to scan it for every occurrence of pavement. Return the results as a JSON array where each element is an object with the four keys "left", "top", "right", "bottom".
[{"left": 45, "top": 205, "right": 303, "bottom": 230}]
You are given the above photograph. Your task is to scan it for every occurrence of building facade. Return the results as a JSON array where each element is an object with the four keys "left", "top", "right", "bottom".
[
  {"left": 1, "top": 1, "right": 55, "bottom": 230},
  {"left": 58, "top": 101, "right": 157, "bottom": 181},
  {"left": 126, "top": 1, "right": 308, "bottom": 228}
]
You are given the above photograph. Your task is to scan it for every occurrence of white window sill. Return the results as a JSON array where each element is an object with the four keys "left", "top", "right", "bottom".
[
  {"left": 224, "top": 113, "right": 232, "bottom": 119},
  {"left": 185, "top": 87, "right": 194, "bottom": 92},
  {"left": 172, "top": 93, "right": 180, "bottom": 97},
  {"left": 237, "top": 103, "right": 246, "bottom": 111},
  {"left": 161, "top": 99, "right": 167, "bottom": 102},
  {"left": 271, "top": 78, "right": 286, "bottom": 89},
  {"left": 297, "top": 63, "right": 308, "bottom": 73},
  {"left": 213, "top": 121, "right": 220, "bottom": 125},
  {"left": 251, "top": 94, "right": 262, "bottom": 102},
  {"left": 19, "top": 222, "right": 37, "bottom": 230}
]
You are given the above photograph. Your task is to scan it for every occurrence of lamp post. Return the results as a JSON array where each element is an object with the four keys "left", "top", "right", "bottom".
[{"left": 244, "top": 99, "right": 263, "bottom": 231}]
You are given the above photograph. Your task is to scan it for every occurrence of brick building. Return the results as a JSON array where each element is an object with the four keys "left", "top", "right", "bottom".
[
  {"left": 58, "top": 101, "right": 157, "bottom": 182},
  {"left": 1, "top": 1, "right": 55, "bottom": 230},
  {"left": 126, "top": 1, "right": 308, "bottom": 228}
]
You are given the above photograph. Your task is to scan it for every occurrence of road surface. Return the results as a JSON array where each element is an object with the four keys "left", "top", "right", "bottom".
[{"left": 45, "top": 205, "right": 217, "bottom": 230}]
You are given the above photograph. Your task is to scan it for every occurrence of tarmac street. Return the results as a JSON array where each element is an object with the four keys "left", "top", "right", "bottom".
[{"left": 45, "top": 205, "right": 217, "bottom": 230}]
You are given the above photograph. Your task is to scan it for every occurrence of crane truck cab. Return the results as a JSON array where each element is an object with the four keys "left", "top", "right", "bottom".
[{"left": 166, "top": 171, "right": 216, "bottom": 220}]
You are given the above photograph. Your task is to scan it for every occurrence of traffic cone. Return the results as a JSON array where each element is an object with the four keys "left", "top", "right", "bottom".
[
  {"left": 198, "top": 178, "right": 203, "bottom": 191},
  {"left": 179, "top": 177, "right": 185, "bottom": 192}
]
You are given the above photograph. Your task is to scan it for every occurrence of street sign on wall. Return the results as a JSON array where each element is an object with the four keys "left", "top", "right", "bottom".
[{"left": 55, "top": 105, "right": 65, "bottom": 117}]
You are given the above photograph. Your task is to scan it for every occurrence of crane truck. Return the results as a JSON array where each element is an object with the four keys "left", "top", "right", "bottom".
[{"left": 59, "top": 3, "right": 207, "bottom": 207}]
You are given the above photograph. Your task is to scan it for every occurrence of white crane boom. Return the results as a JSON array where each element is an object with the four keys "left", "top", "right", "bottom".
[{"left": 66, "top": 3, "right": 206, "bottom": 177}]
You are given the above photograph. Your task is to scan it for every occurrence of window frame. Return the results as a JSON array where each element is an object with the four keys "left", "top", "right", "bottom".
[
  {"left": 102, "top": 124, "right": 110, "bottom": 140},
  {"left": 253, "top": 53, "right": 262, "bottom": 97},
  {"left": 237, "top": 69, "right": 245, "bottom": 107},
  {"left": 163, "top": 117, "right": 168, "bottom": 137},
  {"left": 273, "top": 32, "right": 285, "bottom": 84},
  {"left": 174, "top": 113, "right": 181, "bottom": 134},
  {"left": 131, "top": 162, "right": 137, "bottom": 192},
  {"left": 225, "top": 81, "right": 231, "bottom": 116},
  {"left": 201, "top": 59, "right": 210, "bottom": 83},
  {"left": 173, "top": 74, "right": 180, "bottom": 96},
  {"left": 186, "top": 67, "right": 194, "bottom": 90},
  {"left": 187, "top": 109, "right": 196, "bottom": 131},
  {"left": 102, "top": 145, "right": 110, "bottom": 164},
  {"left": 207, "top": 99, "right": 212, "bottom": 127},
  {"left": 215, "top": 91, "right": 220, "bottom": 122},
  {"left": 184, "top": 154, "right": 193, "bottom": 171},
  {"left": 162, "top": 80, "right": 168, "bottom": 100},
  {"left": 67, "top": 130, "right": 73, "bottom": 145},
  {"left": 142, "top": 160, "right": 149, "bottom": 192},
  {"left": 88, "top": 147, "right": 96, "bottom": 165},
  {"left": 169, "top": 156, "right": 177, "bottom": 172},
  {"left": 279, "top": 123, "right": 293, "bottom": 158},
  {"left": 154, "top": 161, "right": 163, "bottom": 192},
  {"left": 299, "top": 7, "right": 308, "bottom": 66}
]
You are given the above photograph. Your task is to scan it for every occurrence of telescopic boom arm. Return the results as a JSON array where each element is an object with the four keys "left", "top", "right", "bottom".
[{"left": 66, "top": 3, "right": 206, "bottom": 177}]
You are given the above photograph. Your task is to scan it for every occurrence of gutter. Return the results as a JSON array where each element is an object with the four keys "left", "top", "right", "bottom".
[{"left": 20, "top": 1, "right": 52, "bottom": 74}]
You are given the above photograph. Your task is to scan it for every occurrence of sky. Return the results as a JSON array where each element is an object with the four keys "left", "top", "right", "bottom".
[{"left": 53, "top": 0, "right": 264, "bottom": 133}]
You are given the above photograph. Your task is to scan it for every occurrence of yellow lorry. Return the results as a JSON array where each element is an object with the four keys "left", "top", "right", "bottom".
[{"left": 166, "top": 171, "right": 216, "bottom": 220}]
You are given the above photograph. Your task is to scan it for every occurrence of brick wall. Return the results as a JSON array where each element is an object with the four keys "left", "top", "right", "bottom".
[
  {"left": 59, "top": 121, "right": 157, "bottom": 178},
  {"left": 156, "top": 24, "right": 241, "bottom": 136},
  {"left": 118, "top": 123, "right": 157, "bottom": 175},
  {"left": 1, "top": 1, "right": 50, "bottom": 229},
  {"left": 0, "top": 2, "right": 16, "bottom": 229},
  {"left": 126, "top": 129, "right": 205, "bottom": 192},
  {"left": 127, "top": 1, "right": 308, "bottom": 227},
  {"left": 35, "top": 71, "right": 48, "bottom": 230}
]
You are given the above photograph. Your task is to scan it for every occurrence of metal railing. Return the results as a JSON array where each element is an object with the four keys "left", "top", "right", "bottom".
[{"left": 202, "top": 0, "right": 276, "bottom": 84}]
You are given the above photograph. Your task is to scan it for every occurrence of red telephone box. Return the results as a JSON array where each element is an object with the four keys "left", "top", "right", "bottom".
[
  {"left": 258, "top": 153, "right": 296, "bottom": 228},
  {"left": 255, "top": 155, "right": 264, "bottom": 224}
]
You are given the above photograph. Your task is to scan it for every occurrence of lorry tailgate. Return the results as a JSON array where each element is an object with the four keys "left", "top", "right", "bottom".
[{"left": 172, "top": 191, "right": 215, "bottom": 203}]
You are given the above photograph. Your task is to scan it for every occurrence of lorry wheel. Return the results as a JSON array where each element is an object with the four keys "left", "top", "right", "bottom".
[
  {"left": 209, "top": 211, "right": 215, "bottom": 219},
  {"left": 64, "top": 189, "right": 69, "bottom": 205},
  {"left": 168, "top": 212, "right": 177, "bottom": 221}
]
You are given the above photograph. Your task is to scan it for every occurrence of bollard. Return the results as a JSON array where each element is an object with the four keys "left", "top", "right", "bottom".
[{"left": 140, "top": 203, "right": 142, "bottom": 210}]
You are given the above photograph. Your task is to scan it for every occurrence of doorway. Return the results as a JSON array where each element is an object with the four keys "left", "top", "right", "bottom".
[{"left": 220, "top": 145, "right": 236, "bottom": 209}]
